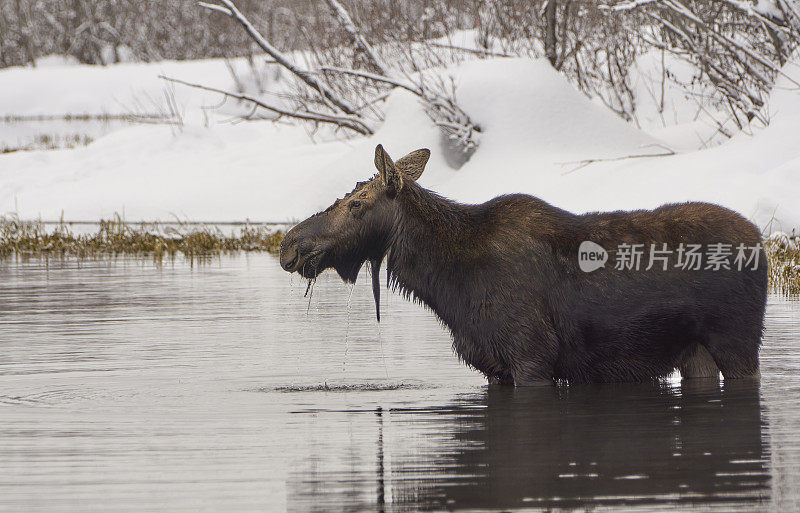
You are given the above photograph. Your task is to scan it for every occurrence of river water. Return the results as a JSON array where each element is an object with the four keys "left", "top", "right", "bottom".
[{"left": 0, "top": 254, "right": 798, "bottom": 512}]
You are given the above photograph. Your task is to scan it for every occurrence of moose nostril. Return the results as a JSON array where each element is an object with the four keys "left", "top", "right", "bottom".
[
  {"left": 280, "top": 244, "right": 300, "bottom": 271},
  {"left": 282, "top": 253, "right": 298, "bottom": 271}
]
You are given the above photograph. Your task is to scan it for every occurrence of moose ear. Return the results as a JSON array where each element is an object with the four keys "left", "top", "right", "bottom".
[
  {"left": 394, "top": 148, "right": 430, "bottom": 182},
  {"left": 374, "top": 144, "right": 403, "bottom": 193}
]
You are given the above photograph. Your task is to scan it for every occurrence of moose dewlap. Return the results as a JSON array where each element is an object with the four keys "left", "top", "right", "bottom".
[{"left": 279, "top": 145, "right": 768, "bottom": 386}]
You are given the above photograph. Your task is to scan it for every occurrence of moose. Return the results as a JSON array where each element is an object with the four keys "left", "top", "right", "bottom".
[{"left": 280, "top": 145, "right": 768, "bottom": 385}]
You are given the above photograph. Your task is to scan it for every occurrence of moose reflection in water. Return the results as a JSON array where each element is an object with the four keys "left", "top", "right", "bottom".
[
  {"left": 280, "top": 144, "right": 768, "bottom": 386},
  {"left": 288, "top": 381, "right": 769, "bottom": 511}
]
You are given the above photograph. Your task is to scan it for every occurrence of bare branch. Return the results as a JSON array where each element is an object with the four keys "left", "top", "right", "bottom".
[
  {"left": 196, "top": 1, "right": 231, "bottom": 15},
  {"left": 425, "top": 41, "right": 515, "bottom": 58},
  {"left": 323, "top": 0, "right": 389, "bottom": 75},
  {"left": 602, "top": 0, "right": 798, "bottom": 127},
  {"left": 158, "top": 75, "right": 373, "bottom": 135},
  {"left": 560, "top": 149, "right": 676, "bottom": 174},
  {"left": 318, "top": 66, "right": 420, "bottom": 94},
  {"left": 199, "top": 0, "right": 360, "bottom": 116}
]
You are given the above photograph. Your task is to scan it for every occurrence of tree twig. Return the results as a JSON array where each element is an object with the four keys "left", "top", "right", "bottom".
[
  {"left": 425, "top": 41, "right": 515, "bottom": 58},
  {"left": 560, "top": 149, "right": 676, "bottom": 174},
  {"left": 318, "top": 66, "right": 420, "bottom": 94},
  {"left": 198, "top": 0, "right": 360, "bottom": 115},
  {"left": 158, "top": 74, "right": 373, "bottom": 135},
  {"left": 323, "top": 0, "right": 389, "bottom": 75}
]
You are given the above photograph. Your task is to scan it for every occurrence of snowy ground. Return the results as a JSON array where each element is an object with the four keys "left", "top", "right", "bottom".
[{"left": 0, "top": 51, "right": 798, "bottom": 231}]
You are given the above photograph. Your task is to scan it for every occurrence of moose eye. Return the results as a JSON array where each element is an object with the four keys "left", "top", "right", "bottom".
[{"left": 349, "top": 200, "right": 362, "bottom": 211}]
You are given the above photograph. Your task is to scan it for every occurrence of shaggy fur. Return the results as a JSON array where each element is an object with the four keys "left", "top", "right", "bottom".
[{"left": 280, "top": 145, "right": 768, "bottom": 385}]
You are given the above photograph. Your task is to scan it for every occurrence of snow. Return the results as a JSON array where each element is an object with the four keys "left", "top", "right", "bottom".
[
  {"left": 0, "top": 53, "right": 798, "bottom": 232},
  {"left": 454, "top": 59, "right": 662, "bottom": 161},
  {"left": 420, "top": 58, "right": 800, "bottom": 231},
  {"left": 0, "top": 57, "right": 280, "bottom": 117},
  {"left": 0, "top": 122, "right": 351, "bottom": 221},
  {"left": 627, "top": 49, "right": 732, "bottom": 150},
  {"left": 32, "top": 54, "right": 81, "bottom": 67},
  {"left": 755, "top": 0, "right": 787, "bottom": 19}
]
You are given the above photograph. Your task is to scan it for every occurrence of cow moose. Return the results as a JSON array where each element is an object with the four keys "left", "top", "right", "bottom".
[{"left": 279, "top": 145, "right": 768, "bottom": 385}]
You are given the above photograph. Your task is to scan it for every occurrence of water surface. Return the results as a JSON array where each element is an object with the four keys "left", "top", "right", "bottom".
[{"left": 0, "top": 254, "right": 798, "bottom": 512}]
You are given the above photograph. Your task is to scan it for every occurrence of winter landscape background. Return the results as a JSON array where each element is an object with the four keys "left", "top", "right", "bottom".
[
  {"left": 3, "top": 3, "right": 800, "bottom": 511},
  {"left": 1, "top": 0, "right": 798, "bottom": 233}
]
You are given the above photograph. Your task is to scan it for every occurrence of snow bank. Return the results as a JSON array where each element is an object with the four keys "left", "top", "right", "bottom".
[
  {"left": 627, "top": 50, "right": 732, "bottom": 151},
  {"left": 456, "top": 59, "right": 662, "bottom": 161},
  {"left": 0, "top": 56, "right": 798, "bottom": 231},
  {"left": 0, "top": 57, "right": 279, "bottom": 117},
  {"left": 426, "top": 58, "right": 800, "bottom": 231}
]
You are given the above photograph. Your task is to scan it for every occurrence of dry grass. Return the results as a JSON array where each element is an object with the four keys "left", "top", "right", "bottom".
[
  {"left": 765, "top": 230, "right": 800, "bottom": 295},
  {"left": 3, "top": 215, "right": 798, "bottom": 294},
  {"left": 0, "top": 214, "right": 285, "bottom": 260},
  {"left": 1, "top": 133, "right": 94, "bottom": 154}
]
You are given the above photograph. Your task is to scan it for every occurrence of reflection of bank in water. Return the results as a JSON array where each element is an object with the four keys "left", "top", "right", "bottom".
[{"left": 288, "top": 381, "right": 768, "bottom": 512}]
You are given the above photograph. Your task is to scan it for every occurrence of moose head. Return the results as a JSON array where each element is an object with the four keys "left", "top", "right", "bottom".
[{"left": 279, "top": 144, "right": 430, "bottom": 319}]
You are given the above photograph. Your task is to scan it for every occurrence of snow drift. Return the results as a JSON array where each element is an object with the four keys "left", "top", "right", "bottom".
[{"left": 0, "top": 56, "right": 798, "bottom": 230}]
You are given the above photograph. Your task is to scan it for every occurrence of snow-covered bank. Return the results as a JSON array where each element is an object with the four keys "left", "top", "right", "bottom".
[
  {"left": 0, "top": 57, "right": 276, "bottom": 117},
  {"left": 0, "top": 57, "right": 798, "bottom": 230},
  {"left": 431, "top": 58, "right": 800, "bottom": 230}
]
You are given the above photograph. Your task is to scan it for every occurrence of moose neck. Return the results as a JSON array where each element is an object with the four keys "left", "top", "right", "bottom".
[{"left": 385, "top": 182, "right": 480, "bottom": 329}]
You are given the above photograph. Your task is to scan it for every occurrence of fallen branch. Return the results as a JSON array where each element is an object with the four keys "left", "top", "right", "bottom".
[
  {"left": 318, "top": 66, "right": 420, "bottom": 94},
  {"left": 158, "top": 75, "right": 373, "bottom": 135},
  {"left": 198, "top": 0, "right": 360, "bottom": 116},
  {"left": 323, "top": 0, "right": 389, "bottom": 75},
  {"left": 560, "top": 148, "right": 676, "bottom": 174},
  {"left": 319, "top": 0, "right": 480, "bottom": 152},
  {"left": 198, "top": 0, "right": 479, "bottom": 153}
]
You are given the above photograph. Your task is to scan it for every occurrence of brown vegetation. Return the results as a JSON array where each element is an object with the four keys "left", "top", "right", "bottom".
[
  {"left": 0, "top": 215, "right": 283, "bottom": 259},
  {"left": 765, "top": 230, "right": 800, "bottom": 294}
]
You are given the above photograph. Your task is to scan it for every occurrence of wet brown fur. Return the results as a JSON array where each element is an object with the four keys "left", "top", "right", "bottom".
[{"left": 280, "top": 145, "right": 768, "bottom": 385}]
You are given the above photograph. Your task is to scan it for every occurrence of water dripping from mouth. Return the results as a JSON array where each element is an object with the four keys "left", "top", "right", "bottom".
[
  {"left": 378, "top": 321, "right": 389, "bottom": 380},
  {"left": 343, "top": 283, "right": 355, "bottom": 373},
  {"left": 305, "top": 279, "right": 315, "bottom": 315},
  {"left": 370, "top": 262, "right": 389, "bottom": 380}
]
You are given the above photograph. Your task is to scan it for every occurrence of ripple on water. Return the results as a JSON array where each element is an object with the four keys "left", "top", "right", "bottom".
[{"left": 267, "top": 382, "right": 429, "bottom": 393}]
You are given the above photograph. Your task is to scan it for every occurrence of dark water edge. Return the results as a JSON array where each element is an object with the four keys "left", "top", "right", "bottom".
[{"left": 0, "top": 254, "right": 798, "bottom": 512}]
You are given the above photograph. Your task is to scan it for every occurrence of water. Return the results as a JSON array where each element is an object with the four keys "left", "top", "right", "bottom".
[{"left": 0, "top": 254, "right": 798, "bottom": 512}]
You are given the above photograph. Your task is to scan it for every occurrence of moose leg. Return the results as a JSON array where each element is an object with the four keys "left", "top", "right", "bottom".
[
  {"left": 509, "top": 329, "right": 558, "bottom": 387},
  {"left": 680, "top": 344, "right": 720, "bottom": 379},
  {"left": 513, "top": 376, "right": 554, "bottom": 387},
  {"left": 488, "top": 373, "right": 515, "bottom": 386},
  {"left": 704, "top": 332, "right": 761, "bottom": 379},
  {"left": 462, "top": 349, "right": 516, "bottom": 386}
]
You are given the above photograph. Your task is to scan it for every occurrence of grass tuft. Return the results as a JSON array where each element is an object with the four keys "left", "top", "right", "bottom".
[
  {"left": 1, "top": 133, "right": 94, "bottom": 154},
  {"left": 765, "top": 230, "right": 800, "bottom": 295},
  {"left": 0, "top": 214, "right": 285, "bottom": 260}
]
